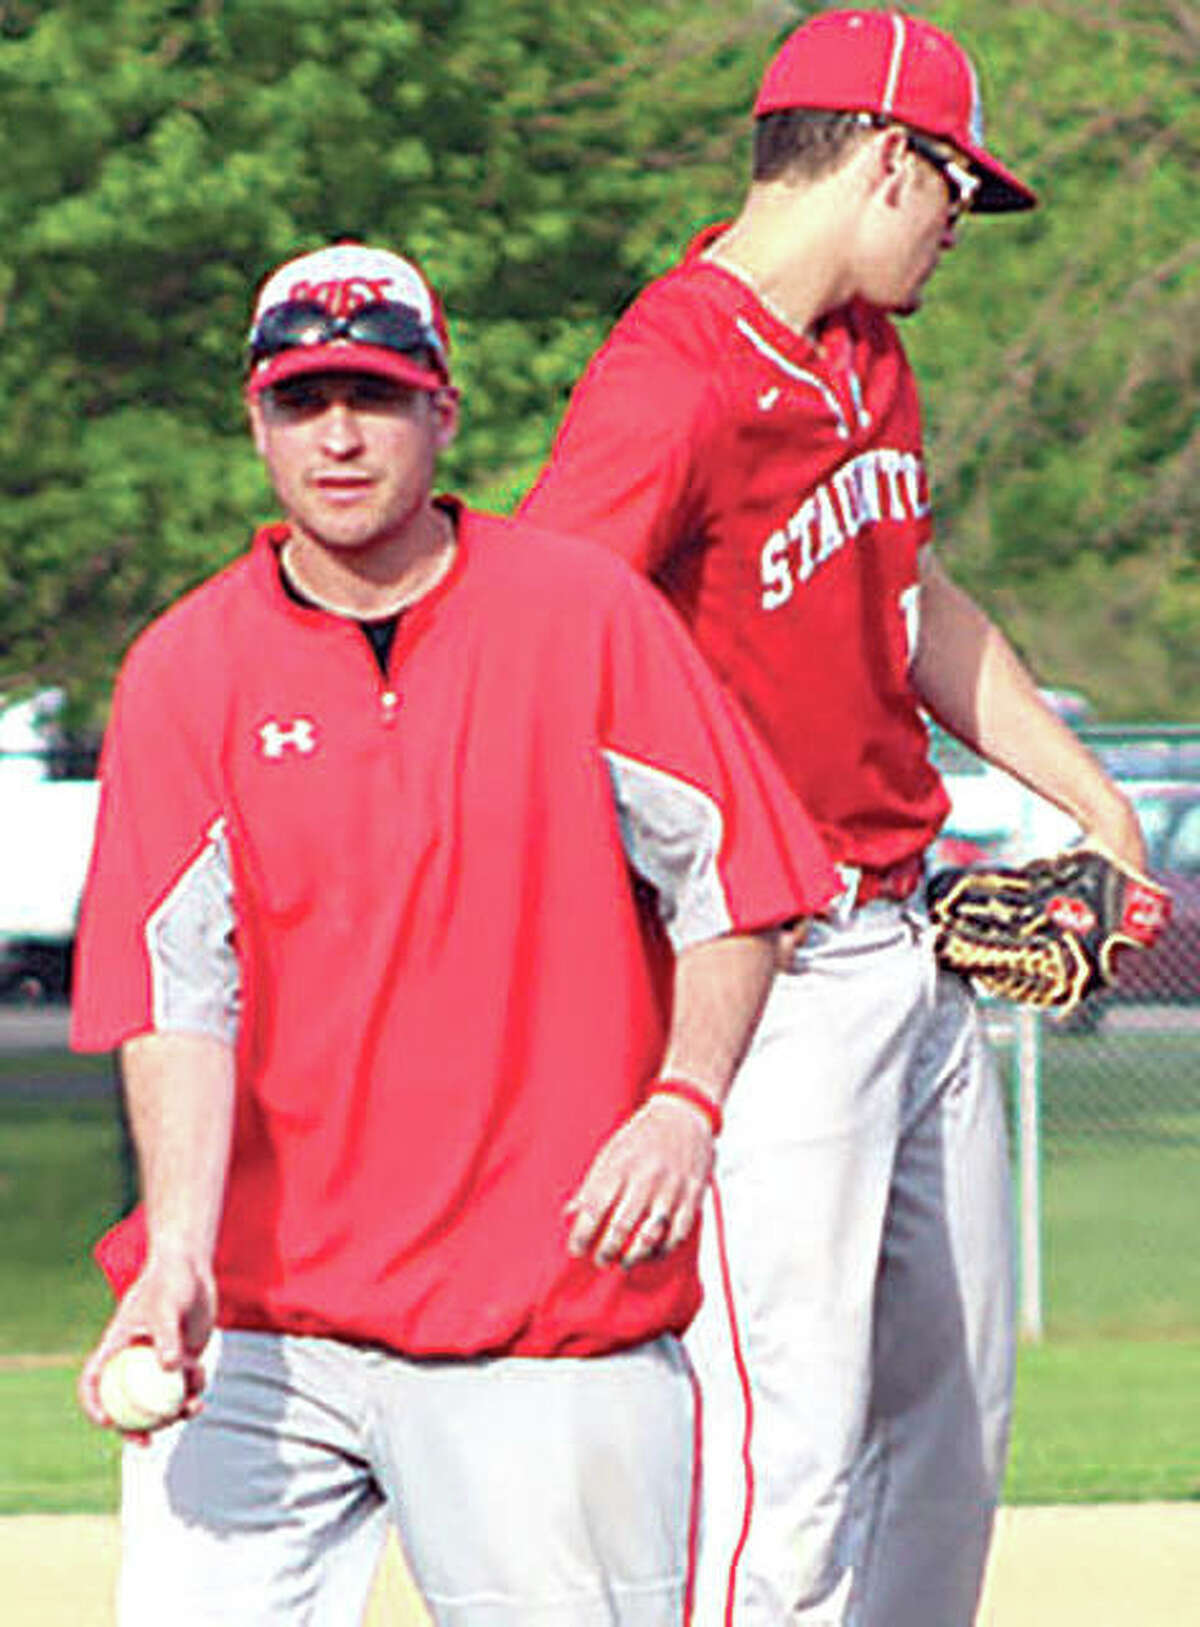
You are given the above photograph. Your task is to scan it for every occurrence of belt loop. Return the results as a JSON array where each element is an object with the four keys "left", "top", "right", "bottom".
[
  {"left": 836, "top": 855, "right": 925, "bottom": 914},
  {"left": 832, "top": 864, "right": 861, "bottom": 924}
]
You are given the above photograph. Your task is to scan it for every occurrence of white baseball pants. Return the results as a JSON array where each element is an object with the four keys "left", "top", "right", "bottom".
[
  {"left": 117, "top": 1330, "right": 697, "bottom": 1625},
  {"left": 686, "top": 897, "right": 1015, "bottom": 1626}
]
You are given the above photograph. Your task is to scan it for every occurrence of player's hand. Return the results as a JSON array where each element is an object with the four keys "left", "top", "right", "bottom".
[
  {"left": 565, "top": 1095, "right": 715, "bottom": 1268},
  {"left": 78, "top": 1249, "right": 213, "bottom": 1442},
  {"left": 1083, "top": 787, "right": 1149, "bottom": 875}
]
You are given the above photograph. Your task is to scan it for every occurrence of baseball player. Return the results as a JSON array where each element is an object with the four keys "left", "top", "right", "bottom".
[
  {"left": 72, "top": 241, "right": 838, "bottom": 1626},
  {"left": 521, "top": 12, "right": 1146, "bottom": 1626}
]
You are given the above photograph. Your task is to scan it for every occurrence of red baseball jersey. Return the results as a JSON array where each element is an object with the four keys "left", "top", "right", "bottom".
[
  {"left": 522, "top": 225, "right": 950, "bottom": 873},
  {"left": 72, "top": 506, "right": 836, "bottom": 1358}
]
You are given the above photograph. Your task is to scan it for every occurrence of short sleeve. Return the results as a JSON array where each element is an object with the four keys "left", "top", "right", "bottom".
[
  {"left": 596, "top": 571, "right": 837, "bottom": 950},
  {"left": 70, "top": 633, "right": 239, "bottom": 1053}
]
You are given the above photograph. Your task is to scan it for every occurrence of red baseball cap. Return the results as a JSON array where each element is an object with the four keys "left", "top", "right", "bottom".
[
  {"left": 245, "top": 242, "right": 453, "bottom": 395},
  {"left": 754, "top": 9, "right": 1036, "bottom": 213}
]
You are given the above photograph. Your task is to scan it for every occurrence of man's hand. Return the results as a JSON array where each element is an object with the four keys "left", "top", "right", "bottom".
[
  {"left": 1081, "top": 786, "right": 1149, "bottom": 875},
  {"left": 81, "top": 1030, "right": 235, "bottom": 1440},
  {"left": 564, "top": 930, "right": 776, "bottom": 1266},
  {"left": 565, "top": 1094, "right": 716, "bottom": 1268},
  {"left": 78, "top": 1249, "right": 214, "bottom": 1443}
]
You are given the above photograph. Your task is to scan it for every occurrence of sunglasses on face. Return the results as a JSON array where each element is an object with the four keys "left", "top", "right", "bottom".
[
  {"left": 903, "top": 131, "right": 981, "bottom": 223},
  {"left": 246, "top": 299, "right": 445, "bottom": 371}
]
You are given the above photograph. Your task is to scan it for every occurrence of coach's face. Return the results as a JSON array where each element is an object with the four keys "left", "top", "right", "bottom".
[{"left": 248, "top": 370, "right": 458, "bottom": 557}]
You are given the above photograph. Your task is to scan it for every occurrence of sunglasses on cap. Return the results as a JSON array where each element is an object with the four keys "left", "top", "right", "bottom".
[{"left": 246, "top": 299, "right": 446, "bottom": 372}]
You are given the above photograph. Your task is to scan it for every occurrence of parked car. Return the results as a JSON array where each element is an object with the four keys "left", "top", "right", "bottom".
[
  {"left": 927, "top": 718, "right": 1080, "bottom": 869},
  {"left": 1092, "top": 733, "right": 1200, "bottom": 784},
  {"left": 0, "top": 689, "right": 100, "bottom": 1003},
  {"left": 0, "top": 933, "right": 75, "bottom": 1003}
]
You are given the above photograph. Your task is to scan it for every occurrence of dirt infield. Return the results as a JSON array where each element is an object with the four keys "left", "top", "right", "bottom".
[{"left": 5, "top": 1503, "right": 1198, "bottom": 1625}]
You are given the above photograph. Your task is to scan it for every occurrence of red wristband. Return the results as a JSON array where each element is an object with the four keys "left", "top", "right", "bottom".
[{"left": 649, "top": 1077, "right": 724, "bottom": 1137}]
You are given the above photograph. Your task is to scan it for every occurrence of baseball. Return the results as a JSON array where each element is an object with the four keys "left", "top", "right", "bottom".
[{"left": 98, "top": 1344, "right": 187, "bottom": 1433}]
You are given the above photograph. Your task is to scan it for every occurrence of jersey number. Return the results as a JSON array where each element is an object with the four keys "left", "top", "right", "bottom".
[{"left": 900, "top": 584, "right": 920, "bottom": 667}]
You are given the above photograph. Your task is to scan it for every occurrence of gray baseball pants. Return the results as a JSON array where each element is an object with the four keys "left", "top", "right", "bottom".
[
  {"left": 117, "top": 1329, "right": 697, "bottom": 1625},
  {"left": 686, "top": 897, "right": 1015, "bottom": 1626}
]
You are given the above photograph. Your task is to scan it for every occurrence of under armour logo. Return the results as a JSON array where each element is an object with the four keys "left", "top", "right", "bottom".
[
  {"left": 258, "top": 718, "right": 318, "bottom": 759},
  {"left": 757, "top": 387, "right": 782, "bottom": 412}
]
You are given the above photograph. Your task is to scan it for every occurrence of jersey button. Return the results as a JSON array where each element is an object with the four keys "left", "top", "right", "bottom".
[{"left": 380, "top": 690, "right": 401, "bottom": 723}]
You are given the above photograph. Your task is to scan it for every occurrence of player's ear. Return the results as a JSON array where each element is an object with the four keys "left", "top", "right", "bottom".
[
  {"left": 246, "top": 390, "right": 268, "bottom": 456},
  {"left": 869, "top": 125, "right": 910, "bottom": 208},
  {"left": 430, "top": 386, "right": 460, "bottom": 452}
]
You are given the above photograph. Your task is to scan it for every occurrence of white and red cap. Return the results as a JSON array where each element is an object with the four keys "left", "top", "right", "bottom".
[
  {"left": 753, "top": 9, "right": 1036, "bottom": 213},
  {"left": 246, "top": 242, "right": 452, "bottom": 394}
]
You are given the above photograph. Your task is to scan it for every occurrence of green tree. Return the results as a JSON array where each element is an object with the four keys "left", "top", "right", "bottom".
[
  {"left": 0, "top": 0, "right": 1195, "bottom": 720},
  {"left": 0, "top": 0, "right": 775, "bottom": 711},
  {"left": 901, "top": 0, "right": 1200, "bottom": 718}
]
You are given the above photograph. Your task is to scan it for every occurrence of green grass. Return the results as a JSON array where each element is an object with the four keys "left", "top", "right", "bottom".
[
  {"left": 3, "top": 1339, "right": 1196, "bottom": 1515},
  {"left": 996, "top": 1025, "right": 1200, "bottom": 1337},
  {"left": 0, "top": 1086, "right": 128, "bottom": 1355},
  {"left": 1037, "top": 1030, "right": 1200, "bottom": 1151},
  {"left": 1, "top": 1042, "right": 1197, "bottom": 1513},
  {"left": 0, "top": 1363, "right": 120, "bottom": 1514},
  {"left": 1041, "top": 1141, "right": 1200, "bottom": 1335},
  {"left": 0, "top": 1048, "right": 114, "bottom": 1082},
  {"left": 1005, "top": 1339, "right": 1200, "bottom": 1504}
]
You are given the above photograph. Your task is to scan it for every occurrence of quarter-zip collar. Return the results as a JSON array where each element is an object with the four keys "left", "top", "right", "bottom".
[{"left": 252, "top": 498, "right": 468, "bottom": 634}]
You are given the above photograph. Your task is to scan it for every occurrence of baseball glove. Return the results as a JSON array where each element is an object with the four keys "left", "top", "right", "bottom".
[{"left": 926, "top": 846, "right": 1171, "bottom": 1013}]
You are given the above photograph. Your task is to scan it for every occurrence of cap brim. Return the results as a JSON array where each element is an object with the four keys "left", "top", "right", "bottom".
[
  {"left": 247, "top": 341, "right": 447, "bottom": 395},
  {"left": 962, "top": 142, "right": 1037, "bottom": 213}
]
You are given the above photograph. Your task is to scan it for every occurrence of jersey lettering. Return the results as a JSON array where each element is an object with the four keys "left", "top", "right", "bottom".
[
  {"left": 832, "top": 459, "right": 876, "bottom": 540},
  {"left": 813, "top": 484, "right": 845, "bottom": 570},
  {"left": 760, "top": 447, "right": 930, "bottom": 611}
]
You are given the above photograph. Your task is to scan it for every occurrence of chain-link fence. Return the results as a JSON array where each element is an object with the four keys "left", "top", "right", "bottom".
[
  {"left": 938, "top": 725, "right": 1200, "bottom": 1344},
  {"left": 0, "top": 691, "right": 100, "bottom": 1001}
]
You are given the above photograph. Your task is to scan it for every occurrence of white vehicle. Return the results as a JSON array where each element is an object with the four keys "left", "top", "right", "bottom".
[
  {"left": 0, "top": 690, "right": 100, "bottom": 997},
  {"left": 927, "top": 712, "right": 1082, "bottom": 869}
]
